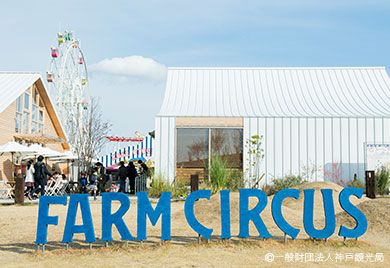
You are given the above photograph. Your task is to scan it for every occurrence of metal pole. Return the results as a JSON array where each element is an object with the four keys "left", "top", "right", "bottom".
[
  {"left": 89, "top": 243, "right": 92, "bottom": 250},
  {"left": 283, "top": 233, "right": 287, "bottom": 243},
  {"left": 66, "top": 243, "right": 69, "bottom": 250}
]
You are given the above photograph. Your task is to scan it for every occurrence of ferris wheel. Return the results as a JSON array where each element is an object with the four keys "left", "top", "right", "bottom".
[{"left": 46, "top": 31, "right": 90, "bottom": 149}]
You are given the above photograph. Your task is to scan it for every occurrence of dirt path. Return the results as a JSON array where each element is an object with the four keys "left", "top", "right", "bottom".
[{"left": 0, "top": 182, "right": 389, "bottom": 267}]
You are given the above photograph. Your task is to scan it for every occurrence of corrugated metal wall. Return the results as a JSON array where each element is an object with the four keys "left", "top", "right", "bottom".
[
  {"left": 155, "top": 117, "right": 390, "bottom": 184},
  {"left": 155, "top": 116, "right": 176, "bottom": 183},
  {"left": 244, "top": 117, "right": 390, "bottom": 185},
  {"left": 156, "top": 116, "right": 390, "bottom": 185}
]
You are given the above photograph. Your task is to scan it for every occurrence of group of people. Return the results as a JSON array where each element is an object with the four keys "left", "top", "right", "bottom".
[
  {"left": 78, "top": 162, "right": 110, "bottom": 200},
  {"left": 118, "top": 160, "right": 149, "bottom": 194},
  {"left": 25, "top": 155, "right": 55, "bottom": 200},
  {"left": 23, "top": 157, "right": 150, "bottom": 200},
  {"left": 78, "top": 160, "right": 149, "bottom": 198}
]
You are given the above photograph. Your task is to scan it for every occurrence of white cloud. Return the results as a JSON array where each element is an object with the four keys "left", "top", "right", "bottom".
[{"left": 90, "top": 55, "right": 167, "bottom": 81}]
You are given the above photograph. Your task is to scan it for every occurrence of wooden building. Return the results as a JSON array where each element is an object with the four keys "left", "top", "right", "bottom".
[{"left": 0, "top": 72, "right": 69, "bottom": 181}]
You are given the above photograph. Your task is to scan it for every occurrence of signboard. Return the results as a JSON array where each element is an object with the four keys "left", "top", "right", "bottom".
[
  {"left": 366, "top": 144, "right": 390, "bottom": 170},
  {"left": 35, "top": 188, "right": 367, "bottom": 247}
]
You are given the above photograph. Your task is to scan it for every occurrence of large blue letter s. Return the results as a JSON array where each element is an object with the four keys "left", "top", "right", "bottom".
[{"left": 338, "top": 187, "right": 367, "bottom": 238}]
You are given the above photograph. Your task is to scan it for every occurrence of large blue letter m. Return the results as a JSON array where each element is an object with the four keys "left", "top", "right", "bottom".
[{"left": 137, "top": 192, "right": 171, "bottom": 241}]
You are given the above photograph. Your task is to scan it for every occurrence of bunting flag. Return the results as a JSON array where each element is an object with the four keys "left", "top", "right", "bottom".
[{"left": 97, "top": 135, "right": 154, "bottom": 167}]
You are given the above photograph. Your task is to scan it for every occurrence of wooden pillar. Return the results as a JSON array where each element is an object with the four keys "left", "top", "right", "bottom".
[
  {"left": 14, "top": 176, "right": 24, "bottom": 204},
  {"left": 365, "top": 170, "right": 375, "bottom": 199},
  {"left": 190, "top": 175, "right": 199, "bottom": 192}
]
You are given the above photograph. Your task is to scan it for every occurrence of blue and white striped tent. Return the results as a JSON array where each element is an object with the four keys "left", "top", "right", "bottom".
[{"left": 97, "top": 135, "right": 154, "bottom": 167}]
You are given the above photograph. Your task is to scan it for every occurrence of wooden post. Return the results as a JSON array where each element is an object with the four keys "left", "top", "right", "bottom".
[
  {"left": 365, "top": 171, "right": 375, "bottom": 199},
  {"left": 190, "top": 175, "right": 199, "bottom": 193},
  {"left": 14, "top": 175, "right": 24, "bottom": 205}
]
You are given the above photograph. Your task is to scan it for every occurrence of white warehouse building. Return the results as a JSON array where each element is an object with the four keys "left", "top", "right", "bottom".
[{"left": 154, "top": 67, "right": 390, "bottom": 186}]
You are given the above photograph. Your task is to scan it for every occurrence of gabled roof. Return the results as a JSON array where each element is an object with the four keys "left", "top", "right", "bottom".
[
  {"left": 0, "top": 72, "right": 41, "bottom": 114},
  {"left": 158, "top": 67, "right": 390, "bottom": 118},
  {"left": 0, "top": 72, "right": 69, "bottom": 149}
]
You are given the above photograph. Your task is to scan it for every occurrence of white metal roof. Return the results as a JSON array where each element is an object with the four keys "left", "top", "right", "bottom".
[
  {"left": 158, "top": 67, "right": 390, "bottom": 117},
  {"left": 0, "top": 72, "right": 41, "bottom": 114},
  {"left": 0, "top": 72, "right": 69, "bottom": 148}
]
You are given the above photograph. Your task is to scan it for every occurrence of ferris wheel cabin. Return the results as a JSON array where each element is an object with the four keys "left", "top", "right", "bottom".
[
  {"left": 57, "top": 33, "right": 64, "bottom": 44},
  {"left": 51, "top": 48, "right": 58, "bottom": 58},
  {"left": 46, "top": 72, "right": 53, "bottom": 83}
]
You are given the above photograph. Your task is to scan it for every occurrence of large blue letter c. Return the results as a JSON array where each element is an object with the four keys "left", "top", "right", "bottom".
[{"left": 184, "top": 190, "right": 213, "bottom": 239}]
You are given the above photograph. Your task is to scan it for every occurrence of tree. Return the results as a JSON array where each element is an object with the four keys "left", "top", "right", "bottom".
[
  {"left": 72, "top": 97, "right": 111, "bottom": 173},
  {"left": 245, "top": 134, "right": 264, "bottom": 185}
]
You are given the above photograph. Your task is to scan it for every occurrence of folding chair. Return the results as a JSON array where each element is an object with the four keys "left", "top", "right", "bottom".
[
  {"left": 46, "top": 180, "right": 61, "bottom": 196},
  {"left": 56, "top": 181, "right": 69, "bottom": 196},
  {"left": 0, "top": 180, "right": 13, "bottom": 199}
]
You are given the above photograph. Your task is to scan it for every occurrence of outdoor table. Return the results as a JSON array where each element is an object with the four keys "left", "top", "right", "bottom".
[{"left": 6, "top": 181, "right": 16, "bottom": 187}]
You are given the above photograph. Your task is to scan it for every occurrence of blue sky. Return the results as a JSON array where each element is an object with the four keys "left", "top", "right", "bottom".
[{"left": 1, "top": 0, "right": 389, "bottom": 142}]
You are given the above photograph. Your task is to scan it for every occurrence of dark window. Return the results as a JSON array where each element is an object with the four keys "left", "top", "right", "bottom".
[
  {"left": 211, "top": 128, "right": 243, "bottom": 168},
  {"left": 176, "top": 128, "right": 209, "bottom": 168},
  {"left": 176, "top": 127, "right": 243, "bottom": 183}
]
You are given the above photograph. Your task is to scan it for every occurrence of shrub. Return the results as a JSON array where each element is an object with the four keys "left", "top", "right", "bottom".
[
  {"left": 261, "top": 184, "right": 274, "bottom": 196},
  {"left": 149, "top": 173, "right": 191, "bottom": 198},
  {"left": 209, "top": 155, "right": 229, "bottom": 193},
  {"left": 148, "top": 173, "right": 174, "bottom": 197},
  {"left": 226, "top": 169, "right": 245, "bottom": 191},
  {"left": 271, "top": 174, "right": 307, "bottom": 195},
  {"left": 375, "top": 168, "right": 390, "bottom": 195},
  {"left": 172, "top": 182, "right": 190, "bottom": 198},
  {"left": 347, "top": 178, "right": 365, "bottom": 190}
]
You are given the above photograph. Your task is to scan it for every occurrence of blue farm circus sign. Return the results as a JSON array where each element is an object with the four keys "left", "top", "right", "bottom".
[{"left": 35, "top": 188, "right": 367, "bottom": 246}]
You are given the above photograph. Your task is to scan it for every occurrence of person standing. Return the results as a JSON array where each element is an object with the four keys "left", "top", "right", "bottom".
[
  {"left": 127, "top": 162, "right": 137, "bottom": 194},
  {"left": 138, "top": 160, "right": 149, "bottom": 191},
  {"left": 89, "top": 169, "right": 98, "bottom": 200},
  {"left": 138, "top": 160, "right": 149, "bottom": 176},
  {"left": 79, "top": 172, "right": 88, "bottom": 194},
  {"left": 29, "top": 155, "right": 52, "bottom": 199},
  {"left": 96, "top": 162, "right": 106, "bottom": 195},
  {"left": 25, "top": 159, "right": 35, "bottom": 197},
  {"left": 118, "top": 161, "right": 128, "bottom": 193}
]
